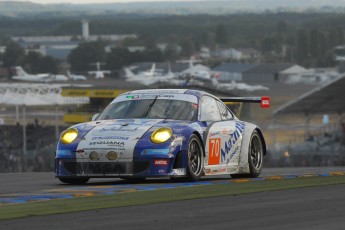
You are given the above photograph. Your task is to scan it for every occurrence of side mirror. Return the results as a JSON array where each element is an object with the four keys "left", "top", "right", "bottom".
[{"left": 92, "top": 113, "right": 100, "bottom": 121}]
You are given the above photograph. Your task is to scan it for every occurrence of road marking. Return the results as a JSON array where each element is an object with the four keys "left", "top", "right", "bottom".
[{"left": 0, "top": 172, "right": 343, "bottom": 205}]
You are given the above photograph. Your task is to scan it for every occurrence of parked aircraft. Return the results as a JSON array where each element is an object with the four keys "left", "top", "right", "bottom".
[
  {"left": 217, "top": 80, "right": 269, "bottom": 92},
  {"left": 177, "top": 58, "right": 213, "bottom": 81},
  {"left": 88, "top": 62, "right": 111, "bottom": 79},
  {"left": 124, "top": 63, "right": 175, "bottom": 86},
  {"left": 67, "top": 70, "right": 87, "bottom": 81},
  {"left": 11, "top": 66, "right": 68, "bottom": 82}
]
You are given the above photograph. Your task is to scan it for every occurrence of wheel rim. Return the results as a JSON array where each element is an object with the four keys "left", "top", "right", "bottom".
[
  {"left": 188, "top": 139, "right": 202, "bottom": 175},
  {"left": 250, "top": 135, "right": 262, "bottom": 170}
]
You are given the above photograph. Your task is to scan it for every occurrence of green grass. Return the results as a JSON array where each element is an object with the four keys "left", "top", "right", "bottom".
[{"left": 1, "top": 175, "right": 345, "bottom": 220}]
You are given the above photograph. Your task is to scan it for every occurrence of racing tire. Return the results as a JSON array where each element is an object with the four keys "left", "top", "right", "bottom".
[
  {"left": 231, "top": 130, "right": 263, "bottom": 178},
  {"left": 59, "top": 178, "right": 89, "bottom": 185},
  {"left": 186, "top": 134, "right": 204, "bottom": 182}
]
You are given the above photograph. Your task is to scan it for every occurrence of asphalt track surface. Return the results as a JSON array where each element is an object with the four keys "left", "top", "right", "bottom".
[{"left": 1, "top": 167, "right": 345, "bottom": 230}]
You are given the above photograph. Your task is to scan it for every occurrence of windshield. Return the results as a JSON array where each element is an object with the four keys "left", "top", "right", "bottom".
[{"left": 97, "top": 99, "right": 197, "bottom": 121}]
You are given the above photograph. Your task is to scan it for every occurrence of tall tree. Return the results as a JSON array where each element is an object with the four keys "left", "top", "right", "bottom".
[
  {"left": 68, "top": 41, "right": 107, "bottom": 72},
  {"left": 337, "top": 28, "right": 344, "bottom": 45},
  {"left": 215, "top": 23, "right": 228, "bottom": 45},
  {"left": 277, "top": 20, "right": 288, "bottom": 35},
  {"left": 106, "top": 47, "right": 132, "bottom": 70},
  {"left": 309, "top": 28, "right": 320, "bottom": 59},
  {"left": 2, "top": 42, "right": 25, "bottom": 68},
  {"left": 328, "top": 29, "right": 339, "bottom": 49},
  {"left": 24, "top": 51, "right": 42, "bottom": 73},
  {"left": 179, "top": 38, "right": 195, "bottom": 58},
  {"left": 296, "top": 29, "right": 310, "bottom": 64}
]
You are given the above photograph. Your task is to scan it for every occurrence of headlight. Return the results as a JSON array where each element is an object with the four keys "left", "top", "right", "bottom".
[
  {"left": 151, "top": 127, "right": 172, "bottom": 144},
  {"left": 60, "top": 128, "right": 78, "bottom": 144}
]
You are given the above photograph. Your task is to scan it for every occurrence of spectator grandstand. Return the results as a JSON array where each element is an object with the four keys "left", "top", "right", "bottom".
[
  {"left": 0, "top": 124, "right": 67, "bottom": 173},
  {"left": 271, "top": 75, "right": 345, "bottom": 167}
]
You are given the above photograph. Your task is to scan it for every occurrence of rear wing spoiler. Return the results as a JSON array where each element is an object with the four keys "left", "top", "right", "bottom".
[{"left": 220, "top": 96, "right": 270, "bottom": 108}]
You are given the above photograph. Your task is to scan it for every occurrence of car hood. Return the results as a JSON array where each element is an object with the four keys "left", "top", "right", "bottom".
[{"left": 75, "top": 119, "right": 165, "bottom": 160}]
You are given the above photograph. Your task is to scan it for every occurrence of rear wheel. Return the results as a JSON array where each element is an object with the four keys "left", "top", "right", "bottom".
[
  {"left": 186, "top": 134, "right": 204, "bottom": 181},
  {"left": 231, "top": 130, "right": 263, "bottom": 178},
  {"left": 248, "top": 130, "right": 263, "bottom": 177},
  {"left": 58, "top": 178, "right": 89, "bottom": 185}
]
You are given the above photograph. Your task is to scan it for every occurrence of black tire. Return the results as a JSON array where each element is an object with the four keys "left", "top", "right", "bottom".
[
  {"left": 186, "top": 134, "right": 204, "bottom": 181},
  {"left": 59, "top": 178, "right": 89, "bottom": 185},
  {"left": 248, "top": 130, "right": 264, "bottom": 177},
  {"left": 231, "top": 130, "right": 263, "bottom": 178}
]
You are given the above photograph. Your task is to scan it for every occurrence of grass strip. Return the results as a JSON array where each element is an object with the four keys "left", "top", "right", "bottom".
[{"left": 1, "top": 175, "right": 345, "bottom": 220}]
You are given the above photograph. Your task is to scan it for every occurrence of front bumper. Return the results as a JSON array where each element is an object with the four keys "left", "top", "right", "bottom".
[{"left": 55, "top": 157, "right": 186, "bottom": 178}]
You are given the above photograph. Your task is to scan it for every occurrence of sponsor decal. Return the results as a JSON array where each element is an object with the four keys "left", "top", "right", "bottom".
[
  {"left": 133, "top": 89, "right": 185, "bottom": 94},
  {"left": 208, "top": 138, "right": 221, "bottom": 165},
  {"left": 158, "top": 94, "right": 175, "bottom": 98},
  {"left": 92, "top": 136, "right": 129, "bottom": 140},
  {"left": 141, "top": 94, "right": 157, "bottom": 99},
  {"left": 170, "top": 168, "right": 186, "bottom": 176},
  {"left": 171, "top": 135, "right": 184, "bottom": 145},
  {"left": 141, "top": 94, "right": 176, "bottom": 99},
  {"left": 89, "top": 141, "right": 125, "bottom": 147},
  {"left": 222, "top": 128, "right": 228, "bottom": 135},
  {"left": 218, "top": 168, "right": 227, "bottom": 173},
  {"left": 126, "top": 95, "right": 140, "bottom": 99},
  {"left": 83, "top": 148, "right": 125, "bottom": 151},
  {"left": 209, "top": 168, "right": 226, "bottom": 174},
  {"left": 114, "top": 92, "right": 196, "bottom": 104},
  {"left": 154, "top": 159, "right": 168, "bottom": 166},
  {"left": 211, "top": 169, "right": 219, "bottom": 174},
  {"left": 205, "top": 169, "right": 211, "bottom": 174},
  {"left": 99, "top": 127, "right": 138, "bottom": 133},
  {"left": 221, "top": 122, "right": 245, "bottom": 163},
  {"left": 209, "top": 131, "right": 221, "bottom": 137},
  {"left": 261, "top": 96, "right": 270, "bottom": 108}
]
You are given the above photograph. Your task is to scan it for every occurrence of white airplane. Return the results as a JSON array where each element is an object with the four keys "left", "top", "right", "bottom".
[
  {"left": 177, "top": 58, "right": 203, "bottom": 68},
  {"left": 67, "top": 70, "right": 87, "bottom": 81},
  {"left": 177, "top": 58, "right": 213, "bottom": 81},
  {"left": 88, "top": 62, "right": 111, "bottom": 79},
  {"left": 124, "top": 63, "right": 175, "bottom": 86},
  {"left": 218, "top": 80, "right": 269, "bottom": 92},
  {"left": 11, "top": 66, "right": 68, "bottom": 82}
]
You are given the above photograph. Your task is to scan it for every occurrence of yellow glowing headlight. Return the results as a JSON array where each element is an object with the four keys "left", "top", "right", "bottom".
[
  {"left": 60, "top": 128, "right": 78, "bottom": 144},
  {"left": 151, "top": 127, "right": 172, "bottom": 144}
]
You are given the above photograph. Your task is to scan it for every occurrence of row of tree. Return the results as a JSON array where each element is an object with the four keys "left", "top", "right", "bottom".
[
  {"left": 2, "top": 12, "right": 345, "bottom": 73},
  {"left": 1, "top": 42, "right": 58, "bottom": 75}
]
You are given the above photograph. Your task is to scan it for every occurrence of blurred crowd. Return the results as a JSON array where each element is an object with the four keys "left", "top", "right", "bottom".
[
  {"left": 266, "top": 123, "right": 345, "bottom": 168},
  {"left": 0, "top": 123, "right": 59, "bottom": 173}
]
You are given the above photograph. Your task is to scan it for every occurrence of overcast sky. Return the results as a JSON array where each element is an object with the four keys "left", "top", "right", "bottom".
[{"left": 1, "top": 0, "right": 200, "bottom": 4}]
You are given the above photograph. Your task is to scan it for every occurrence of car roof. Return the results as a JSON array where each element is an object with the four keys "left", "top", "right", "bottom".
[{"left": 125, "top": 88, "right": 214, "bottom": 99}]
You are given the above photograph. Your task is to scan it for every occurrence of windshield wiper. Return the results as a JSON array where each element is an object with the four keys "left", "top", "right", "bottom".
[{"left": 143, "top": 95, "right": 158, "bottom": 118}]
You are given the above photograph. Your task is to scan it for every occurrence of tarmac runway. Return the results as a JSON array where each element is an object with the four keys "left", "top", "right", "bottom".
[{"left": 1, "top": 167, "right": 345, "bottom": 230}]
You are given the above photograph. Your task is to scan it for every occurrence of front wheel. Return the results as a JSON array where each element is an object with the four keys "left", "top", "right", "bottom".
[
  {"left": 186, "top": 134, "right": 204, "bottom": 181},
  {"left": 58, "top": 178, "right": 89, "bottom": 185}
]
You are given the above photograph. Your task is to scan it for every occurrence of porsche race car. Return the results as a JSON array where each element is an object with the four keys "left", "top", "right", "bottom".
[{"left": 55, "top": 89, "right": 269, "bottom": 184}]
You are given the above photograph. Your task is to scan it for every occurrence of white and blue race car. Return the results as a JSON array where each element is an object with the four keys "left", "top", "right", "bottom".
[{"left": 56, "top": 89, "right": 269, "bottom": 184}]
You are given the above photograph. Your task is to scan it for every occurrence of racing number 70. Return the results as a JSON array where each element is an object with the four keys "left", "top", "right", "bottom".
[{"left": 208, "top": 138, "right": 221, "bottom": 165}]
